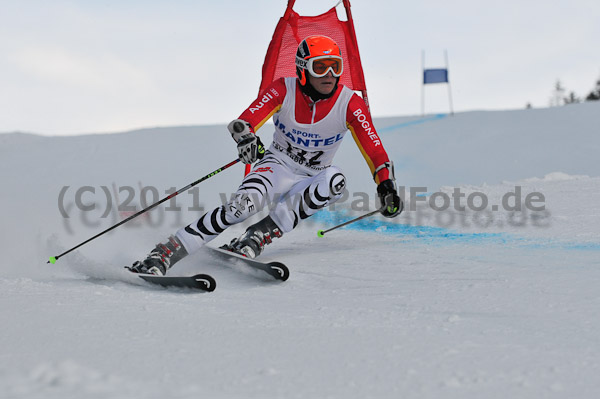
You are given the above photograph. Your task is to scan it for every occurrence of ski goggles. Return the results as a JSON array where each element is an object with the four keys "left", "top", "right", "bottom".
[{"left": 296, "top": 55, "right": 343, "bottom": 78}]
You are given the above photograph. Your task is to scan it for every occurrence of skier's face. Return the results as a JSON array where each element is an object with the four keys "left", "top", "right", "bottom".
[{"left": 308, "top": 70, "right": 337, "bottom": 95}]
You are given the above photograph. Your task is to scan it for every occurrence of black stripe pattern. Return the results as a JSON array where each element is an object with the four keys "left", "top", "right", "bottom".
[
  {"left": 182, "top": 159, "right": 281, "bottom": 243},
  {"left": 294, "top": 172, "right": 346, "bottom": 226},
  {"left": 182, "top": 154, "right": 346, "bottom": 241}
]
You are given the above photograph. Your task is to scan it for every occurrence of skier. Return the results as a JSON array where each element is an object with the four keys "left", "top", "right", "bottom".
[{"left": 129, "top": 35, "right": 403, "bottom": 276}]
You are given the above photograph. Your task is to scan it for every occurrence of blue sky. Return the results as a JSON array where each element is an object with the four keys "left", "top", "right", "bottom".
[{"left": 1, "top": 0, "right": 599, "bottom": 135}]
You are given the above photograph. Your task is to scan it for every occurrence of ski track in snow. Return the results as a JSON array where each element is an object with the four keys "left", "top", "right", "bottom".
[{"left": 1, "top": 103, "right": 600, "bottom": 398}]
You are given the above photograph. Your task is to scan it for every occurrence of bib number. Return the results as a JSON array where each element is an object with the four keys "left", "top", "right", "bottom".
[{"left": 283, "top": 142, "right": 323, "bottom": 167}]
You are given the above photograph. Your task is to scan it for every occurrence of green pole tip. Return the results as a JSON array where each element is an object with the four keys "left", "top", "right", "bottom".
[
  {"left": 48, "top": 257, "right": 57, "bottom": 264},
  {"left": 317, "top": 230, "right": 325, "bottom": 238}
]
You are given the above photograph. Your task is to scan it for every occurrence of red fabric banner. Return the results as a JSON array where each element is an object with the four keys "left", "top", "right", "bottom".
[
  {"left": 259, "top": 0, "right": 367, "bottom": 99},
  {"left": 248, "top": 0, "right": 369, "bottom": 176}
]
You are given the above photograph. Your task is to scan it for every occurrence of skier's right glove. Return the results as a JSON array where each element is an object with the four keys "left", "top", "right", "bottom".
[
  {"left": 377, "top": 179, "right": 403, "bottom": 218},
  {"left": 228, "top": 119, "right": 265, "bottom": 164},
  {"left": 237, "top": 135, "right": 265, "bottom": 164}
]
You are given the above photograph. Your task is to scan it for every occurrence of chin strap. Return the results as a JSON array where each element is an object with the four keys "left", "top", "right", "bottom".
[{"left": 373, "top": 161, "right": 395, "bottom": 182}]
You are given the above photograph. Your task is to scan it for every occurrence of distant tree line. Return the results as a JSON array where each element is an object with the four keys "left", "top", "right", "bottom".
[
  {"left": 586, "top": 76, "right": 600, "bottom": 101},
  {"left": 547, "top": 73, "right": 600, "bottom": 107}
]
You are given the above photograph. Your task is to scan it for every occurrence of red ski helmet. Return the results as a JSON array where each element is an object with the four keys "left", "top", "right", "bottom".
[{"left": 295, "top": 35, "right": 343, "bottom": 86}]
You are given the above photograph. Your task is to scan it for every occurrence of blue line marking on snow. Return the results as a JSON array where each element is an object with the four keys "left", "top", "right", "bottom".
[
  {"left": 313, "top": 210, "right": 600, "bottom": 251},
  {"left": 378, "top": 114, "right": 447, "bottom": 133}
]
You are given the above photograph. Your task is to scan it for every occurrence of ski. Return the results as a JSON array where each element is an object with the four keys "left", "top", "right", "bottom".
[
  {"left": 137, "top": 273, "right": 216, "bottom": 292},
  {"left": 209, "top": 247, "right": 290, "bottom": 281}
]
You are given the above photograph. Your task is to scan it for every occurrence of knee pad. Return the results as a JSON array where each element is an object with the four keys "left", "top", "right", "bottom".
[
  {"left": 329, "top": 171, "right": 346, "bottom": 197},
  {"left": 321, "top": 167, "right": 346, "bottom": 198}
]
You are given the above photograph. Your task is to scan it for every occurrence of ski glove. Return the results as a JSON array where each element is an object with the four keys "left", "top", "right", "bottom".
[
  {"left": 377, "top": 179, "right": 403, "bottom": 218},
  {"left": 228, "top": 119, "right": 265, "bottom": 164},
  {"left": 237, "top": 134, "right": 265, "bottom": 164}
]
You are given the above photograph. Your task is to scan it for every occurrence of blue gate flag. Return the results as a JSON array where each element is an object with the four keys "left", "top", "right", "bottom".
[{"left": 423, "top": 68, "right": 449, "bottom": 84}]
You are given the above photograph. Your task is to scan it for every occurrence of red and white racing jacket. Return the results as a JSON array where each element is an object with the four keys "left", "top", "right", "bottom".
[{"left": 238, "top": 77, "right": 392, "bottom": 184}]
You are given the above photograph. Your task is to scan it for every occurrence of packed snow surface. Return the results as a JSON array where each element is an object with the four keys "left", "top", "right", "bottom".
[{"left": 1, "top": 102, "right": 599, "bottom": 398}]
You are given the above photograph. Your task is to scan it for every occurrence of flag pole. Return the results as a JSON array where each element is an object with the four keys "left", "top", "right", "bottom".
[
  {"left": 421, "top": 50, "right": 425, "bottom": 116},
  {"left": 445, "top": 49, "right": 454, "bottom": 115}
]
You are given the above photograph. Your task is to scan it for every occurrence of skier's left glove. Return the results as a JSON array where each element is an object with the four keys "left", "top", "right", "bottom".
[
  {"left": 377, "top": 179, "right": 403, "bottom": 218},
  {"left": 228, "top": 119, "right": 265, "bottom": 164}
]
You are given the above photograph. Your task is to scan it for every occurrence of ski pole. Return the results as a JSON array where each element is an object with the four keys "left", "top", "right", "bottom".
[
  {"left": 48, "top": 158, "right": 241, "bottom": 264},
  {"left": 317, "top": 207, "right": 383, "bottom": 237}
]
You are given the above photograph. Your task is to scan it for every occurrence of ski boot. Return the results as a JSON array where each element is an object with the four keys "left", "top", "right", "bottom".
[
  {"left": 225, "top": 216, "right": 283, "bottom": 259},
  {"left": 128, "top": 235, "right": 188, "bottom": 276}
]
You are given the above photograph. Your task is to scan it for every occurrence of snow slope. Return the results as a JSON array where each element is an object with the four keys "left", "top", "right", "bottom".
[{"left": 1, "top": 102, "right": 599, "bottom": 398}]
